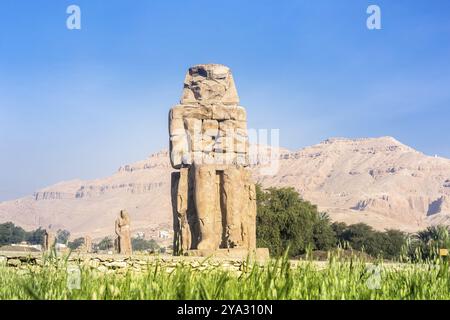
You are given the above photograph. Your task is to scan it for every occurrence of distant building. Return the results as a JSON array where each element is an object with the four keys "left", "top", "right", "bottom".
[
  {"left": 55, "top": 243, "right": 67, "bottom": 250},
  {"left": 134, "top": 232, "right": 145, "bottom": 239},
  {"left": 11, "top": 242, "right": 42, "bottom": 251},
  {"left": 159, "top": 230, "right": 170, "bottom": 239}
]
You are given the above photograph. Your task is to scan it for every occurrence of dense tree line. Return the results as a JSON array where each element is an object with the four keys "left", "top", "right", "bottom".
[
  {"left": 96, "top": 237, "right": 114, "bottom": 251},
  {"left": 93, "top": 236, "right": 160, "bottom": 252},
  {"left": 404, "top": 225, "right": 450, "bottom": 261},
  {"left": 68, "top": 237, "right": 85, "bottom": 250},
  {"left": 2, "top": 186, "right": 450, "bottom": 261},
  {"left": 0, "top": 223, "right": 162, "bottom": 253},
  {"left": 331, "top": 222, "right": 406, "bottom": 260},
  {"left": 256, "top": 186, "right": 450, "bottom": 261},
  {"left": 0, "top": 222, "right": 46, "bottom": 246},
  {"left": 56, "top": 229, "right": 70, "bottom": 244},
  {"left": 131, "top": 238, "right": 160, "bottom": 252},
  {"left": 0, "top": 223, "right": 71, "bottom": 247}
]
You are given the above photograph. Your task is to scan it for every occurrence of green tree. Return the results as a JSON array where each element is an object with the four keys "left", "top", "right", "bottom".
[
  {"left": 416, "top": 226, "right": 450, "bottom": 247},
  {"left": 380, "top": 229, "right": 406, "bottom": 259},
  {"left": 411, "top": 225, "right": 450, "bottom": 260},
  {"left": 132, "top": 238, "right": 159, "bottom": 252},
  {"left": 312, "top": 213, "right": 336, "bottom": 251},
  {"left": 97, "top": 237, "right": 113, "bottom": 251},
  {"left": 331, "top": 222, "right": 348, "bottom": 245},
  {"left": 0, "top": 222, "right": 27, "bottom": 246},
  {"left": 68, "top": 237, "right": 85, "bottom": 250},
  {"left": 256, "top": 185, "right": 335, "bottom": 257},
  {"left": 332, "top": 222, "right": 406, "bottom": 259},
  {"left": 56, "top": 229, "right": 70, "bottom": 244},
  {"left": 26, "top": 228, "right": 46, "bottom": 245},
  {"left": 341, "top": 223, "right": 377, "bottom": 253}
]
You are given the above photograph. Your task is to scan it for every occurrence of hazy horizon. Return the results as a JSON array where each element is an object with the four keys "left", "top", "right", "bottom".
[{"left": 1, "top": 0, "right": 450, "bottom": 201}]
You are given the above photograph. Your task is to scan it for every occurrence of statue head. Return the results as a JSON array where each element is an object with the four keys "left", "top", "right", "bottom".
[
  {"left": 181, "top": 64, "right": 239, "bottom": 105},
  {"left": 120, "top": 210, "right": 130, "bottom": 222}
]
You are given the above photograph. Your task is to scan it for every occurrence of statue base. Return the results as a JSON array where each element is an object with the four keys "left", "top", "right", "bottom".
[{"left": 183, "top": 248, "right": 270, "bottom": 261}]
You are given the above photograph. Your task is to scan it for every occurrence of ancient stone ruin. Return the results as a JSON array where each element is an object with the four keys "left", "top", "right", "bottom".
[
  {"left": 43, "top": 229, "right": 55, "bottom": 252},
  {"left": 79, "top": 236, "right": 92, "bottom": 253},
  {"left": 169, "top": 64, "right": 265, "bottom": 258},
  {"left": 115, "top": 210, "right": 132, "bottom": 255}
]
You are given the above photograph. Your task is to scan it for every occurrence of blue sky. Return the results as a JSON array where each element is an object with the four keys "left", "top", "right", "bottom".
[{"left": 1, "top": 0, "right": 450, "bottom": 201}]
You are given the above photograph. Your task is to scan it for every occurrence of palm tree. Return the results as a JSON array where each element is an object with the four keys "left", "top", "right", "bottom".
[
  {"left": 415, "top": 225, "right": 450, "bottom": 247},
  {"left": 413, "top": 225, "right": 450, "bottom": 260}
]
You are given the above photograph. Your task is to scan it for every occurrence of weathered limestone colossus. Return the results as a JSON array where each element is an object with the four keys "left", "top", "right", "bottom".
[
  {"left": 169, "top": 64, "right": 259, "bottom": 256},
  {"left": 115, "top": 210, "right": 132, "bottom": 255}
]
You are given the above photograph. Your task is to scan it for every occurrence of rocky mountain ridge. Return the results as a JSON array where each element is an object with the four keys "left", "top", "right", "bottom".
[{"left": 1, "top": 137, "right": 449, "bottom": 238}]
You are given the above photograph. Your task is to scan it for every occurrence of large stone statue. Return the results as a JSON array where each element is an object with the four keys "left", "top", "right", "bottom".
[
  {"left": 169, "top": 64, "right": 259, "bottom": 256},
  {"left": 115, "top": 210, "right": 132, "bottom": 255},
  {"left": 43, "top": 229, "right": 55, "bottom": 252}
]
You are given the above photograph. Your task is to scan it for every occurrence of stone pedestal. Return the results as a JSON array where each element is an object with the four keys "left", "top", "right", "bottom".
[{"left": 185, "top": 248, "right": 270, "bottom": 262}]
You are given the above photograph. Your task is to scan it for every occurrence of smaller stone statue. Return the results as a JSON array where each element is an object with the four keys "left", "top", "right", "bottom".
[
  {"left": 115, "top": 210, "right": 132, "bottom": 255},
  {"left": 43, "top": 229, "right": 55, "bottom": 252},
  {"left": 80, "top": 236, "right": 92, "bottom": 253}
]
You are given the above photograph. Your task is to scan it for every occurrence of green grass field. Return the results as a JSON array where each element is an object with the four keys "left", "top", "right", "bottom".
[{"left": 2, "top": 252, "right": 450, "bottom": 300}]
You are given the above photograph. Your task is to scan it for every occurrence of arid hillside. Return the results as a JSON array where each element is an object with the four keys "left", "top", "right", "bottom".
[{"left": 1, "top": 137, "right": 449, "bottom": 238}]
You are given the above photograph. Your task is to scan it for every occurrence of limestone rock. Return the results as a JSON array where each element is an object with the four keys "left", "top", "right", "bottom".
[
  {"left": 169, "top": 135, "right": 190, "bottom": 169},
  {"left": 105, "top": 261, "right": 127, "bottom": 269},
  {"left": 169, "top": 118, "right": 185, "bottom": 136},
  {"left": 211, "top": 105, "right": 246, "bottom": 121},
  {"left": 219, "top": 120, "right": 247, "bottom": 132},
  {"left": 181, "top": 64, "right": 239, "bottom": 105},
  {"left": 97, "top": 265, "right": 108, "bottom": 273},
  {"left": 202, "top": 120, "right": 219, "bottom": 136},
  {"left": 170, "top": 104, "right": 212, "bottom": 120},
  {"left": 7, "top": 258, "right": 21, "bottom": 267}
]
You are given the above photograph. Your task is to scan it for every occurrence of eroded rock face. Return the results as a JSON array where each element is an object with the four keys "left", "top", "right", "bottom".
[
  {"left": 4, "top": 137, "right": 450, "bottom": 237},
  {"left": 169, "top": 64, "right": 257, "bottom": 254}
]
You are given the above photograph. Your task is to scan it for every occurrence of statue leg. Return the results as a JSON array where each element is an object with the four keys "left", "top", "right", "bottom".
[
  {"left": 194, "top": 164, "right": 217, "bottom": 250},
  {"left": 120, "top": 237, "right": 125, "bottom": 254},
  {"left": 172, "top": 169, "right": 192, "bottom": 254},
  {"left": 171, "top": 172, "right": 182, "bottom": 254},
  {"left": 222, "top": 167, "right": 245, "bottom": 248},
  {"left": 114, "top": 237, "right": 119, "bottom": 253},
  {"left": 239, "top": 171, "right": 257, "bottom": 250},
  {"left": 247, "top": 182, "right": 257, "bottom": 249},
  {"left": 126, "top": 233, "right": 133, "bottom": 254},
  {"left": 178, "top": 168, "right": 191, "bottom": 251}
]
